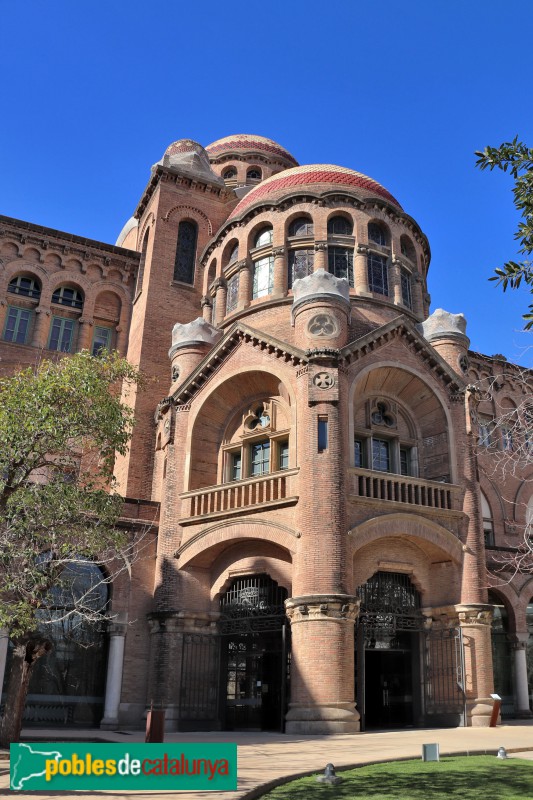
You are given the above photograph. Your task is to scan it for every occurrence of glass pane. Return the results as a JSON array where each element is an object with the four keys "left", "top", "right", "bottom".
[
  {"left": 255, "top": 228, "right": 273, "bottom": 248},
  {"left": 250, "top": 442, "right": 270, "bottom": 475},
  {"left": 279, "top": 442, "right": 289, "bottom": 470},
  {"left": 288, "top": 249, "right": 314, "bottom": 288},
  {"left": 318, "top": 418, "right": 328, "bottom": 451},
  {"left": 92, "top": 326, "right": 111, "bottom": 356},
  {"left": 4, "top": 307, "right": 30, "bottom": 344},
  {"left": 174, "top": 220, "right": 198, "bottom": 284},
  {"left": 231, "top": 452, "right": 242, "bottom": 481},
  {"left": 368, "top": 253, "right": 389, "bottom": 295},
  {"left": 372, "top": 439, "right": 390, "bottom": 471},
  {"left": 354, "top": 439, "right": 364, "bottom": 468},
  {"left": 226, "top": 273, "right": 239, "bottom": 314},
  {"left": 253, "top": 257, "right": 273, "bottom": 298},
  {"left": 401, "top": 269, "right": 412, "bottom": 308},
  {"left": 289, "top": 218, "right": 314, "bottom": 237},
  {"left": 328, "top": 247, "right": 354, "bottom": 287},
  {"left": 327, "top": 216, "right": 352, "bottom": 235},
  {"left": 368, "top": 223, "right": 386, "bottom": 246}
]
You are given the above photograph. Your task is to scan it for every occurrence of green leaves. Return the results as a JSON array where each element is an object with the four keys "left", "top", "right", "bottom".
[
  {"left": 476, "top": 138, "right": 533, "bottom": 329},
  {"left": 0, "top": 351, "right": 141, "bottom": 635}
]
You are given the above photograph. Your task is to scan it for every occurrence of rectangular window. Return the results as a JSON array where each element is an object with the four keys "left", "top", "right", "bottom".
[
  {"left": 483, "top": 518, "right": 494, "bottom": 547},
  {"left": 367, "top": 253, "right": 389, "bottom": 295},
  {"left": 231, "top": 452, "right": 242, "bottom": 481},
  {"left": 48, "top": 317, "right": 76, "bottom": 353},
  {"left": 318, "top": 417, "right": 328, "bottom": 452},
  {"left": 328, "top": 247, "right": 354, "bottom": 287},
  {"left": 4, "top": 306, "right": 31, "bottom": 344},
  {"left": 372, "top": 438, "right": 390, "bottom": 472},
  {"left": 400, "top": 268, "right": 412, "bottom": 309},
  {"left": 400, "top": 447, "right": 410, "bottom": 476},
  {"left": 91, "top": 325, "right": 112, "bottom": 356},
  {"left": 252, "top": 256, "right": 274, "bottom": 298},
  {"left": 478, "top": 416, "right": 493, "bottom": 448},
  {"left": 354, "top": 439, "right": 365, "bottom": 468},
  {"left": 226, "top": 273, "right": 240, "bottom": 314},
  {"left": 250, "top": 441, "right": 270, "bottom": 476},
  {"left": 288, "top": 249, "right": 314, "bottom": 288},
  {"left": 278, "top": 441, "right": 289, "bottom": 470},
  {"left": 502, "top": 427, "right": 513, "bottom": 451}
]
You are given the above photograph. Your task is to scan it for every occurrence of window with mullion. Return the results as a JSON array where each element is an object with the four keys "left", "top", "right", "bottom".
[
  {"left": 354, "top": 439, "right": 365, "bottom": 468},
  {"left": 328, "top": 247, "right": 354, "bottom": 287},
  {"left": 372, "top": 438, "right": 390, "bottom": 472},
  {"left": 367, "top": 253, "right": 389, "bottom": 295},
  {"left": 231, "top": 452, "right": 242, "bottom": 481},
  {"left": 4, "top": 306, "right": 32, "bottom": 344},
  {"left": 288, "top": 249, "right": 314, "bottom": 288},
  {"left": 250, "top": 441, "right": 270, "bottom": 476},
  {"left": 49, "top": 317, "right": 76, "bottom": 353},
  {"left": 278, "top": 441, "right": 289, "bottom": 470},
  {"left": 252, "top": 256, "right": 274, "bottom": 298},
  {"left": 92, "top": 326, "right": 112, "bottom": 356}
]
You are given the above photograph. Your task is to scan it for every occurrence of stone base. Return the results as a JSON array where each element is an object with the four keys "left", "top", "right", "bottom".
[
  {"left": 468, "top": 698, "right": 494, "bottom": 727},
  {"left": 285, "top": 703, "right": 360, "bottom": 735},
  {"left": 514, "top": 709, "right": 533, "bottom": 719}
]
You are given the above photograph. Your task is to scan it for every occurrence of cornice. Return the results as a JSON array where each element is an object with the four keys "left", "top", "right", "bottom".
[{"left": 134, "top": 165, "right": 235, "bottom": 220}]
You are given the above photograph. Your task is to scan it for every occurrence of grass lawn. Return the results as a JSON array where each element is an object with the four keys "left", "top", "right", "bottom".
[{"left": 259, "top": 756, "right": 533, "bottom": 800}]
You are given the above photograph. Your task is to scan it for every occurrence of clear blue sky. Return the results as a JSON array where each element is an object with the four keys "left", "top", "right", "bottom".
[{"left": 1, "top": 0, "right": 532, "bottom": 362}]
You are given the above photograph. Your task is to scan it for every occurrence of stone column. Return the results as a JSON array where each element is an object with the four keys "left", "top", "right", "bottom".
[
  {"left": 271, "top": 247, "right": 286, "bottom": 297},
  {"left": 31, "top": 307, "right": 50, "bottom": 348},
  {"left": 313, "top": 241, "right": 328, "bottom": 271},
  {"left": 101, "top": 614, "right": 127, "bottom": 728},
  {"left": 354, "top": 245, "right": 369, "bottom": 294},
  {"left": 391, "top": 256, "right": 403, "bottom": 305},
  {"left": 237, "top": 260, "right": 252, "bottom": 309},
  {"left": 213, "top": 278, "right": 227, "bottom": 326},
  {"left": 513, "top": 635, "right": 532, "bottom": 717},
  {"left": 0, "top": 628, "right": 9, "bottom": 697},
  {"left": 456, "top": 604, "right": 494, "bottom": 726},
  {"left": 285, "top": 597, "right": 360, "bottom": 733}
]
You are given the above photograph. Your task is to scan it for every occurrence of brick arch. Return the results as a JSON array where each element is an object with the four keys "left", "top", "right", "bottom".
[
  {"left": 0, "top": 260, "right": 48, "bottom": 293},
  {"left": 353, "top": 538, "right": 430, "bottom": 601},
  {"left": 163, "top": 205, "right": 212, "bottom": 235},
  {"left": 511, "top": 467, "right": 533, "bottom": 522},
  {"left": 348, "top": 512, "right": 464, "bottom": 564},
  {"left": 210, "top": 543, "right": 293, "bottom": 601},
  {"left": 138, "top": 212, "right": 155, "bottom": 248},
  {"left": 487, "top": 583, "right": 519, "bottom": 634}
]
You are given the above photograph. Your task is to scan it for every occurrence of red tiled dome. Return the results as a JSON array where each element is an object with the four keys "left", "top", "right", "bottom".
[
  {"left": 228, "top": 164, "right": 402, "bottom": 219},
  {"left": 164, "top": 139, "right": 205, "bottom": 157},
  {"left": 206, "top": 135, "right": 298, "bottom": 166}
]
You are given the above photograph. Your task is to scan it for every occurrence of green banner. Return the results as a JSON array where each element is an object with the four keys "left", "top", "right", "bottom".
[{"left": 10, "top": 742, "right": 237, "bottom": 791}]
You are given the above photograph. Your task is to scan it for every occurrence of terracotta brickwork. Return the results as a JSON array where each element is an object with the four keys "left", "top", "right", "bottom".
[{"left": 1, "top": 134, "right": 532, "bottom": 734}]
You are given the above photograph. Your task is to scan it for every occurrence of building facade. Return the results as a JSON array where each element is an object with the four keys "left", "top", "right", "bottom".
[{"left": 1, "top": 134, "right": 532, "bottom": 733}]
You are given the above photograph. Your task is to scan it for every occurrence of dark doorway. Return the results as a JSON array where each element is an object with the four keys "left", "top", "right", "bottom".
[
  {"left": 219, "top": 575, "right": 289, "bottom": 732},
  {"left": 364, "top": 637, "right": 415, "bottom": 728}
]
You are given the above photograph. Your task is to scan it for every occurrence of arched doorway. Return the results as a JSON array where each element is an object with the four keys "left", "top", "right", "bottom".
[
  {"left": 219, "top": 575, "right": 289, "bottom": 731},
  {"left": 356, "top": 571, "right": 424, "bottom": 729}
]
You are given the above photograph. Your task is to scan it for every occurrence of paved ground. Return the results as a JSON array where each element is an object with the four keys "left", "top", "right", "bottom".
[{"left": 1, "top": 723, "right": 533, "bottom": 799}]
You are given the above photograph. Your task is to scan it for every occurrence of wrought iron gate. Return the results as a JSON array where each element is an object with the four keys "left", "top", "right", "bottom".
[{"left": 422, "top": 626, "right": 466, "bottom": 727}]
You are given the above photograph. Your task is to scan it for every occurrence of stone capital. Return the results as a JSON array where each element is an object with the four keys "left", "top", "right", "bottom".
[
  {"left": 272, "top": 247, "right": 286, "bottom": 258},
  {"left": 314, "top": 241, "right": 328, "bottom": 252},
  {"left": 455, "top": 603, "right": 493, "bottom": 627},
  {"left": 285, "top": 594, "right": 360, "bottom": 623},
  {"left": 356, "top": 244, "right": 369, "bottom": 255}
]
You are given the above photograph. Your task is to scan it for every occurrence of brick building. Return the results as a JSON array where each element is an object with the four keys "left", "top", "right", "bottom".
[{"left": 1, "top": 134, "right": 532, "bottom": 732}]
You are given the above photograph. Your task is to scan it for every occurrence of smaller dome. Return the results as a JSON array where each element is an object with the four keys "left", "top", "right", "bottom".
[
  {"left": 115, "top": 216, "right": 138, "bottom": 247},
  {"left": 156, "top": 139, "right": 225, "bottom": 186},
  {"left": 206, "top": 134, "right": 298, "bottom": 167}
]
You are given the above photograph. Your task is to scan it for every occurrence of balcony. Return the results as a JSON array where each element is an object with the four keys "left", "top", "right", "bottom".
[
  {"left": 180, "top": 468, "right": 299, "bottom": 525},
  {"left": 348, "top": 467, "right": 462, "bottom": 512}
]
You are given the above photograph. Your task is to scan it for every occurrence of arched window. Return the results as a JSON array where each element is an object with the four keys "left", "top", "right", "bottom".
[
  {"left": 400, "top": 268, "right": 412, "bottom": 309},
  {"left": 8, "top": 274, "right": 41, "bottom": 300},
  {"left": 328, "top": 246, "right": 354, "bottom": 287},
  {"left": 481, "top": 491, "right": 494, "bottom": 546},
  {"left": 289, "top": 217, "right": 314, "bottom": 237},
  {"left": 226, "top": 272, "right": 239, "bottom": 315},
  {"left": 367, "top": 252, "right": 388, "bottom": 295},
  {"left": 223, "top": 167, "right": 237, "bottom": 180},
  {"left": 51, "top": 286, "right": 83, "bottom": 310},
  {"left": 327, "top": 216, "right": 353, "bottom": 236},
  {"left": 174, "top": 220, "right": 198, "bottom": 284},
  {"left": 135, "top": 228, "right": 149, "bottom": 297},
  {"left": 23, "top": 559, "right": 109, "bottom": 726},
  {"left": 229, "top": 244, "right": 239, "bottom": 264},
  {"left": 400, "top": 235, "right": 416, "bottom": 262},
  {"left": 247, "top": 168, "right": 262, "bottom": 182},
  {"left": 254, "top": 227, "right": 273, "bottom": 248},
  {"left": 368, "top": 222, "right": 387, "bottom": 246}
]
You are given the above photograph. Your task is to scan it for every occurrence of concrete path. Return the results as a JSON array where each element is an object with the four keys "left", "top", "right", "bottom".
[{"left": 1, "top": 724, "right": 533, "bottom": 799}]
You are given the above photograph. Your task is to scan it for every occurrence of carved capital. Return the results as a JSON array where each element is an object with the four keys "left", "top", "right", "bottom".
[
  {"left": 356, "top": 244, "right": 369, "bottom": 255},
  {"left": 285, "top": 594, "right": 360, "bottom": 623},
  {"left": 212, "top": 277, "right": 227, "bottom": 291},
  {"left": 272, "top": 247, "right": 285, "bottom": 258},
  {"left": 455, "top": 603, "right": 493, "bottom": 627},
  {"left": 200, "top": 294, "right": 212, "bottom": 308},
  {"left": 314, "top": 240, "right": 328, "bottom": 252}
]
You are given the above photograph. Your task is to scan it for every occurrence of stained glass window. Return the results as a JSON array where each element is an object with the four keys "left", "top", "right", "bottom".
[
  {"left": 367, "top": 253, "right": 388, "bottom": 295},
  {"left": 368, "top": 223, "right": 387, "bottom": 246},
  {"left": 173, "top": 220, "right": 198, "bottom": 284},
  {"left": 328, "top": 247, "right": 354, "bottom": 287},
  {"left": 289, "top": 217, "right": 314, "bottom": 237},
  {"left": 401, "top": 268, "right": 412, "bottom": 308},
  {"left": 288, "top": 249, "right": 314, "bottom": 288},
  {"left": 327, "top": 216, "right": 353, "bottom": 236},
  {"left": 226, "top": 273, "right": 239, "bottom": 314}
]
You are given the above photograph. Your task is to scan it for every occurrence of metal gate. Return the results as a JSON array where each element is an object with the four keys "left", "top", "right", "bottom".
[
  {"left": 177, "top": 632, "right": 220, "bottom": 731},
  {"left": 422, "top": 626, "right": 466, "bottom": 727}
]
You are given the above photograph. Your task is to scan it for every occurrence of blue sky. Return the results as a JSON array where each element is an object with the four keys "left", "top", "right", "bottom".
[{"left": 1, "top": 0, "right": 532, "bottom": 362}]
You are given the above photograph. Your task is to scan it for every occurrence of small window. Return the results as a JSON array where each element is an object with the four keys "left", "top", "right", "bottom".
[
  {"left": 354, "top": 439, "right": 365, "bottom": 468},
  {"left": 289, "top": 217, "right": 314, "bottom": 237},
  {"left": 51, "top": 286, "right": 83, "bottom": 309},
  {"left": 481, "top": 492, "right": 494, "bottom": 546},
  {"left": 328, "top": 247, "right": 354, "bottom": 287},
  {"left": 226, "top": 273, "right": 239, "bottom": 314},
  {"left": 372, "top": 438, "right": 390, "bottom": 471},
  {"left": 247, "top": 168, "right": 262, "bottom": 182},
  {"left": 252, "top": 256, "right": 274, "bottom": 298},
  {"left": 8, "top": 275, "right": 41, "bottom": 300},
  {"left": 251, "top": 441, "right": 270, "bottom": 476},
  {"left": 229, "top": 244, "right": 239, "bottom": 263},
  {"left": 288, "top": 249, "right": 314, "bottom": 288},
  {"left": 92, "top": 326, "right": 112, "bottom": 356},
  {"left": 255, "top": 227, "right": 273, "bottom": 248},
  {"left": 48, "top": 317, "right": 76, "bottom": 352},
  {"left": 4, "top": 307, "right": 32, "bottom": 344},
  {"left": 400, "top": 235, "right": 416, "bottom": 262},
  {"left": 223, "top": 167, "right": 237, "bottom": 180},
  {"left": 368, "top": 223, "right": 387, "bottom": 246},
  {"left": 318, "top": 417, "right": 328, "bottom": 452},
  {"left": 327, "top": 216, "right": 353, "bottom": 236},
  {"left": 231, "top": 452, "right": 242, "bottom": 481},
  {"left": 502, "top": 427, "right": 513, "bottom": 451},
  {"left": 173, "top": 220, "right": 198, "bottom": 284},
  {"left": 367, "top": 253, "right": 388, "bottom": 295},
  {"left": 478, "top": 416, "right": 493, "bottom": 448},
  {"left": 279, "top": 441, "right": 289, "bottom": 470},
  {"left": 400, "top": 268, "right": 412, "bottom": 309},
  {"left": 136, "top": 228, "right": 149, "bottom": 297}
]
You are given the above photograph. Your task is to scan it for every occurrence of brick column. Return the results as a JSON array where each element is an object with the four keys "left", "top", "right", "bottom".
[
  {"left": 237, "top": 260, "right": 252, "bottom": 309},
  {"left": 77, "top": 318, "right": 93, "bottom": 351},
  {"left": 456, "top": 604, "right": 494, "bottom": 726},
  {"left": 313, "top": 241, "right": 328, "bottom": 271},
  {"left": 0, "top": 301, "right": 7, "bottom": 339},
  {"left": 272, "top": 247, "right": 286, "bottom": 297},
  {"left": 31, "top": 307, "right": 50, "bottom": 348},
  {"left": 115, "top": 324, "right": 128, "bottom": 356},
  {"left": 513, "top": 636, "right": 532, "bottom": 717},
  {"left": 354, "top": 245, "right": 369, "bottom": 294},
  {"left": 412, "top": 273, "right": 425, "bottom": 319},
  {"left": 213, "top": 278, "right": 227, "bottom": 326},
  {"left": 391, "top": 256, "right": 403, "bottom": 305},
  {"left": 201, "top": 295, "right": 212, "bottom": 322}
]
